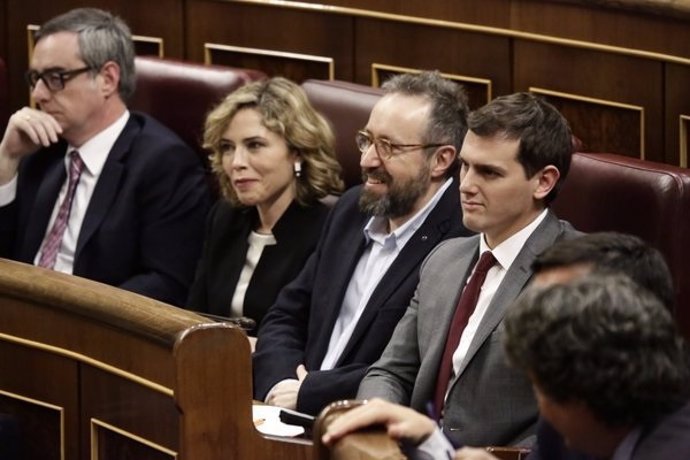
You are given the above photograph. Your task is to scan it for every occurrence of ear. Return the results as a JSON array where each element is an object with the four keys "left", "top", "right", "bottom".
[
  {"left": 532, "top": 165, "right": 560, "bottom": 200},
  {"left": 429, "top": 145, "right": 457, "bottom": 179},
  {"left": 98, "top": 61, "right": 121, "bottom": 98}
]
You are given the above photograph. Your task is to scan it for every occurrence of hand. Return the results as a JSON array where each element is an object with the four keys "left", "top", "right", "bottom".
[
  {"left": 454, "top": 447, "right": 499, "bottom": 460},
  {"left": 0, "top": 108, "right": 62, "bottom": 184},
  {"left": 322, "top": 398, "right": 436, "bottom": 447},
  {"left": 265, "top": 364, "right": 308, "bottom": 410}
]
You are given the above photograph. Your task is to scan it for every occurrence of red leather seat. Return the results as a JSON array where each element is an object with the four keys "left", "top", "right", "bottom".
[
  {"left": 130, "top": 56, "right": 265, "bottom": 167},
  {"left": 552, "top": 152, "right": 690, "bottom": 338},
  {"left": 302, "top": 79, "right": 384, "bottom": 189}
]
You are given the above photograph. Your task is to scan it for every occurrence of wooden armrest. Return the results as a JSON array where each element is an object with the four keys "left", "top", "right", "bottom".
[
  {"left": 486, "top": 446, "right": 531, "bottom": 460},
  {"left": 313, "top": 400, "right": 406, "bottom": 460}
]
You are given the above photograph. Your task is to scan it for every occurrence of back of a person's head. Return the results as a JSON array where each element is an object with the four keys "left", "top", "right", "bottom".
[
  {"left": 533, "top": 232, "right": 674, "bottom": 310},
  {"left": 381, "top": 71, "right": 468, "bottom": 176},
  {"left": 468, "top": 92, "right": 572, "bottom": 204},
  {"left": 505, "top": 274, "right": 690, "bottom": 428},
  {"left": 37, "top": 8, "right": 136, "bottom": 100}
]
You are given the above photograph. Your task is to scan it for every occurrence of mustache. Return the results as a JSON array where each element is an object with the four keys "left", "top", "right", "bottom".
[{"left": 361, "top": 168, "right": 392, "bottom": 184}]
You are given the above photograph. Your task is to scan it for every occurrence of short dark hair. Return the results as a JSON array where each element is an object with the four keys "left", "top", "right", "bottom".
[
  {"left": 468, "top": 92, "right": 572, "bottom": 203},
  {"left": 36, "top": 8, "right": 136, "bottom": 100},
  {"left": 533, "top": 232, "right": 674, "bottom": 311},
  {"left": 382, "top": 71, "right": 469, "bottom": 178},
  {"left": 505, "top": 274, "right": 690, "bottom": 428}
]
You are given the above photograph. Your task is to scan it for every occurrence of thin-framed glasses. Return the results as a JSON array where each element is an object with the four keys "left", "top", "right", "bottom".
[
  {"left": 24, "top": 66, "right": 93, "bottom": 92},
  {"left": 356, "top": 130, "right": 445, "bottom": 161}
]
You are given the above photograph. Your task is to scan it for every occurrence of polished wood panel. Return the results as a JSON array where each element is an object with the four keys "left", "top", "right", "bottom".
[
  {"left": 0, "top": 259, "right": 312, "bottom": 460},
  {"left": 513, "top": 40, "right": 663, "bottom": 161},
  {"left": 205, "top": 44, "right": 333, "bottom": 82},
  {"left": 4, "top": 0, "right": 184, "bottom": 111},
  {"left": 666, "top": 64, "right": 690, "bottom": 166},
  {"left": 354, "top": 17, "right": 512, "bottom": 94},
  {"left": 185, "top": 1, "right": 354, "bottom": 80}
]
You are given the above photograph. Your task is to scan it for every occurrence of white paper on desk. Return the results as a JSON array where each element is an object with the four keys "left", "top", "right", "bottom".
[{"left": 252, "top": 405, "right": 305, "bottom": 437}]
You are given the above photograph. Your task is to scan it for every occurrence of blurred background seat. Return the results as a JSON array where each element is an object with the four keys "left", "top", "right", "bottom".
[
  {"left": 302, "top": 79, "right": 384, "bottom": 190},
  {"left": 130, "top": 56, "right": 266, "bottom": 193}
]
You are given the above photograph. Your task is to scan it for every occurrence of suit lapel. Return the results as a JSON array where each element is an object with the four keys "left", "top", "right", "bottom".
[
  {"left": 75, "top": 117, "right": 138, "bottom": 258},
  {"left": 452, "top": 212, "right": 563, "bottom": 380},
  {"left": 22, "top": 152, "right": 65, "bottom": 260},
  {"left": 334, "top": 183, "right": 461, "bottom": 366}
]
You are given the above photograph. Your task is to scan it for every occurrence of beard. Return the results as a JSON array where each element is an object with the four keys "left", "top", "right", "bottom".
[{"left": 358, "top": 161, "right": 432, "bottom": 219}]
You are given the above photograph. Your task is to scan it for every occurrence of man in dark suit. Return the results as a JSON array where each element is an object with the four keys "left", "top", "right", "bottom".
[
  {"left": 253, "top": 71, "right": 473, "bottom": 415},
  {"left": 358, "top": 92, "right": 577, "bottom": 447},
  {"left": 0, "top": 8, "right": 210, "bottom": 306}
]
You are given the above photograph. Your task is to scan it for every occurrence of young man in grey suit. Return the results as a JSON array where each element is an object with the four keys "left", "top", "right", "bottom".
[
  {"left": 358, "top": 92, "right": 578, "bottom": 447},
  {"left": 0, "top": 8, "right": 210, "bottom": 306},
  {"left": 253, "top": 71, "right": 473, "bottom": 415}
]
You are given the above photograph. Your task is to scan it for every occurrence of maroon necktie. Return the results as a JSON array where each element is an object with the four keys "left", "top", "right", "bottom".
[
  {"left": 433, "top": 251, "right": 497, "bottom": 418},
  {"left": 38, "top": 151, "right": 84, "bottom": 269}
]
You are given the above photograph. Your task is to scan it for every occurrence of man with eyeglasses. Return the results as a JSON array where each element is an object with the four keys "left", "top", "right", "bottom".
[
  {"left": 358, "top": 92, "right": 578, "bottom": 448},
  {"left": 0, "top": 8, "right": 210, "bottom": 306},
  {"left": 253, "top": 71, "right": 473, "bottom": 415}
]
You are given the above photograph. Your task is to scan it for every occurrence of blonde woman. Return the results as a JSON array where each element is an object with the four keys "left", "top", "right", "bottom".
[{"left": 188, "top": 77, "right": 343, "bottom": 334}]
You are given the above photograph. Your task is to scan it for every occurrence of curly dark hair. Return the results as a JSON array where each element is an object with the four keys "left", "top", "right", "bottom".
[
  {"left": 533, "top": 232, "right": 675, "bottom": 310},
  {"left": 468, "top": 92, "right": 573, "bottom": 204},
  {"left": 504, "top": 274, "right": 690, "bottom": 428}
]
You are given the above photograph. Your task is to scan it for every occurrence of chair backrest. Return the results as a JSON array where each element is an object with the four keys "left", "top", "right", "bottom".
[
  {"left": 0, "top": 57, "right": 9, "bottom": 134},
  {"left": 552, "top": 152, "right": 690, "bottom": 338},
  {"left": 302, "top": 79, "right": 384, "bottom": 189},
  {"left": 130, "top": 56, "right": 265, "bottom": 169}
]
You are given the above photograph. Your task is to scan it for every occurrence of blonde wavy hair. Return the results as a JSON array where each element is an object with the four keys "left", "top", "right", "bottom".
[{"left": 204, "top": 77, "right": 344, "bottom": 206}]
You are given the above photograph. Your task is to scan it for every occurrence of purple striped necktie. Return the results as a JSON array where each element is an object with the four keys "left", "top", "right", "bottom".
[{"left": 38, "top": 150, "right": 85, "bottom": 269}]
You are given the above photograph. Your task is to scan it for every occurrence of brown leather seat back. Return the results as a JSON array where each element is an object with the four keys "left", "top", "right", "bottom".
[
  {"left": 552, "top": 152, "right": 690, "bottom": 337},
  {"left": 130, "top": 56, "right": 265, "bottom": 164},
  {"left": 302, "top": 80, "right": 384, "bottom": 189}
]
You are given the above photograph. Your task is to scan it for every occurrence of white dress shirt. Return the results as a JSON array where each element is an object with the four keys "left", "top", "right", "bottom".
[
  {"left": 0, "top": 111, "right": 129, "bottom": 273},
  {"left": 447, "top": 209, "right": 548, "bottom": 395},
  {"left": 319, "top": 178, "right": 454, "bottom": 370},
  {"left": 230, "top": 230, "right": 276, "bottom": 317}
]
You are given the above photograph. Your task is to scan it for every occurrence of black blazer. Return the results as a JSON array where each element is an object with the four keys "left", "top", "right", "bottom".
[
  {"left": 187, "top": 199, "right": 330, "bottom": 333},
  {"left": 529, "top": 402, "right": 690, "bottom": 460},
  {"left": 253, "top": 181, "right": 472, "bottom": 414},
  {"left": 0, "top": 112, "right": 211, "bottom": 306}
]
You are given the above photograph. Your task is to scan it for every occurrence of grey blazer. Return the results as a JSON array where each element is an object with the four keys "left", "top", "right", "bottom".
[{"left": 359, "top": 211, "right": 579, "bottom": 448}]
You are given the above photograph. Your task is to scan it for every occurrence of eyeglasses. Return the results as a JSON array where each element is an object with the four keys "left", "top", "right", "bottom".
[
  {"left": 356, "top": 130, "right": 445, "bottom": 161},
  {"left": 25, "top": 66, "right": 93, "bottom": 92}
]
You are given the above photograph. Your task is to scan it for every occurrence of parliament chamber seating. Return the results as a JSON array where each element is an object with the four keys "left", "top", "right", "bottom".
[
  {"left": 0, "top": 259, "right": 310, "bottom": 460},
  {"left": 129, "top": 56, "right": 266, "bottom": 189},
  {"left": 552, "top": 152, "right": 690, "bottom": 338},
  {"left": 302, "top": 79, "right": 384, "bottom": 189},
  {"left": 0, "top": 57, "right": 9, "bottom": 134}
]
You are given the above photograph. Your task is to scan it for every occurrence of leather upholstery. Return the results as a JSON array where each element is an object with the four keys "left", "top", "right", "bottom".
[
  {"left": 302, "top": 79, "right": 384, "bottom": 189},
  {"left": 130, "top": 56, "right": 265, "bottom": 165},
  {"left": 552, "top": 152, "right": 690, "bottom": 337}
]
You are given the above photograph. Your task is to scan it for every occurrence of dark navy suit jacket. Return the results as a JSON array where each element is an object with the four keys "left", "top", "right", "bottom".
[
  {"left": 253, "top": 181, "right": 472, "bottom": 414},
  {"left": 0, "top": 112, "right": 211, "bottom": 306},
  {"left": 529, "top": 402, "right": 690, "bottom": 460}
]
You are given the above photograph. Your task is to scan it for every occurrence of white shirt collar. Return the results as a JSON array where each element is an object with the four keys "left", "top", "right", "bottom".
[
  {"left": 364, "top": 177, "right": 454, "bottom": 247},
  {"left": 479, "top": 208, "right": 548, "bottom": 271},
  {"left": 67, "top": 110, "right": 130, "bottom": 175}
]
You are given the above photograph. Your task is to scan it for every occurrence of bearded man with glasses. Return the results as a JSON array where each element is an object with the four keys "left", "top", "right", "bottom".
[
  {"left": 0, "top": 8, "right": 210, "bottom": 307},
  {"left": 253, "top": 71, "right": 473, "bottom": 415}
]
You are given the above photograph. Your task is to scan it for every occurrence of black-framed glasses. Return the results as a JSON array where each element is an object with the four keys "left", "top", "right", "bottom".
[
  {"left": 24, "top": 66, "right": 93, "bottom": 92},
  {"left": 356, "top": 130, "right": 445, "bottom": 161}
]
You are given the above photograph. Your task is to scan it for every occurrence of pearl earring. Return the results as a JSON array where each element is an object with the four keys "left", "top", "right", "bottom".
[{"left": 294, "top": 161, "right": 302, "bottom": 178}]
